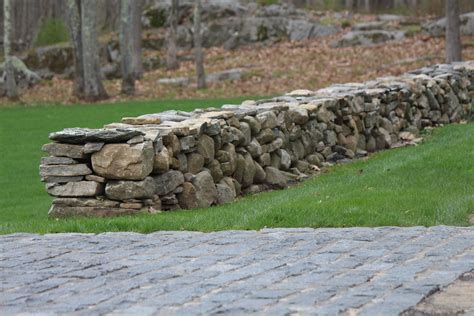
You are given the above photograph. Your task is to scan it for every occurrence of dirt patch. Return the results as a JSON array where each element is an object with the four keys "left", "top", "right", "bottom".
[{"left": 403, "top": 270, "right": 474, "bottom": 315}]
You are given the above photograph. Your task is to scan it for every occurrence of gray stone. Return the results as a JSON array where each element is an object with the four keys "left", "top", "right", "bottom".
[
  {"left": 288, "top": 108, "right": 309, "bottom": 125},
  {"left": 306, "top": 154, "right": 322, "bottom": 166},
  {"left": 295, "top": 160, "right": 310, "bottom": 173},
  {"left": 316, "top": 107, "right": 334, "bottom": 123},
  {"left": 92, "top": 141, "right": 154, "bottom": 180},
  {"left": 187, "top": 152, "right": 205, "bottom": 174},
  {"left": 42, "top": 143, "right": 87, "bottom": 159},
  {"left": 204, "top": 121, "right": 221, "bottom": 136},
  {"left": 261, "top": 138, "right": 283, "bottom": 153},
  {"left": 153, "top": 170, "right": 185, "bottom": 195},
  {"left": 423, "top": 12, "right": 474, "bottom": 37},
  {"left": 246, "top": 138, "right": 263, "bottom": 158},
  {"left": 2, "top": 226, "right": 473, "bottom": 313},
  {"left": 41, "top": 176, "right": 84, "bottom": 183},
  {"left": 153, "top": 147, "right": 170, "bottom": 174},
  {"left": 352, "top": 21, "right": 388, "bottom": 31},
  {"left": 177, "top": 153, "right": 188, "bottom": 172},
  {"left": 230, "top": 127, "right": 246, "bottom": 146},
  {"left": 192, "top": 171, "right": 217, "bottom": 208},
  {"left": 239, "top": 122, "right": 252, "bottom": 146},
  {"left": 48, "top": 205, "right": 140, "bottom": 218},
  {"left": 256, "top": 111, "right": 278, "bottom": 129},
  {"left": 376, "top": 127, "right": 392, "bottom": 149},
  {"left": 216, "top": 183, "right": 236, "bottom": 205},
  {"left": 264, "top": 167, "right": 288, "bottom": 189},
  {"left": 277, "top": 149, "right": 292, "bottom": 170},
  {"left": 206, "top": 159, "right": 224, "bottom": 183},
  {"left": 217, "top": 144, "right": 237, "bottom": 176},
  {"left": 164, "top": 134, "right": 181, "bottom": 155},
  {"left": 258, "top": 153, "right": 272, "bottom": 167},
  {"left": 52, "top": 197, "right": 119, "bottom": 207},
  {"left": 49, "top": 128, "right": 144, "bottom": 144},
  {"left": 290, "top": 140, "right": 305, "bottom": 160},
  {"left": 40, "top": 157, "right": 77, "bottom": 165},
  {"left": 105, "top": 177, "right": 156, "bottom": 201},
  {"left": 332, "top": 30, "right": 405, "bottom": 48},
  {"left": 180, "top": 136, "right": 197, "bottom": 152},
  {"left": 241, "top": 116, "right": 261, "bottom": 134},
  {"left": 157, "top": 77, "right": 191, "bottom": 86},
  {"left": 270, "top": 152, "right": 281, "bottom": 169},
  {"left": 241, "top": 153, "right": 257, "bottom": 188},
  {"left": 324, "top": 130, "right": 337, "bottom": 146},
  {"left": 40, "top": 164, "right": 92, "bottom": 177},
  {"left": 253, "top": 161, "right": 266, "bottom": 184},
  {"left": 197, "top": 135, "right": 215, "bottom": 163},
  {"left": 83, "top": 142, "right": 105, "bottom": 154},
  {"left": 233, "top": 154, "right": 246, "bottom": 185},
  {"left": 256, "top": 128, "right": 275, "bottom": 144},
  {"left": 177, "top": 182, "right": 198, "bottom": 209},
  {"left": 207, "top": 68, "right": 245, "bottom": 82},
  {"left": 46, "top": 181, "right": 104, "bottom": 197}
]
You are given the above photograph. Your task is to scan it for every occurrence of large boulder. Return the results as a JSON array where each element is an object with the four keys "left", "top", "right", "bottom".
[
  {"left": 423, "top": 12, "right": 474, "bottom": 37},
  {"left": 142, "top": 2, "right": 339, "bottom": 52},
  {"left": 352, "top": 21, "right": 388, "bottom": 31},
  {"left": 22, "top": 44, "right": 74, "bottom": 75},
  {"left": 91, "top": 141, "right": 154, "bottom": 180},
  {"left": 332, "top": 30, "right": 405, "bottom": 48},
  {"left": 0, "top": 57, "right": 40, "bottom": 95}
]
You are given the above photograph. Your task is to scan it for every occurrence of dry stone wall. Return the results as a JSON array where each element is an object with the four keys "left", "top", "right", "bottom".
[{"left": 41, "top": 62, "right": 474, "bottom": 217}]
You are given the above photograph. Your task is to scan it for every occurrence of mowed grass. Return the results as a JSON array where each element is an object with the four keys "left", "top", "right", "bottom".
[{"left": 0, "top": 99, "right": 473, "bottom": 234}]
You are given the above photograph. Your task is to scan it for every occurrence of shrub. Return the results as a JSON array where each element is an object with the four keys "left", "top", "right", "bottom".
[{"left": 34, "top": 18, "right": 70, "bottom": 47}]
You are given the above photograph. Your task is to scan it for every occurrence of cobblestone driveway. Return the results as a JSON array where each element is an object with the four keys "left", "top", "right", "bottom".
[{"left": 1, "top": 226, "right": 473, "bottom": 315}]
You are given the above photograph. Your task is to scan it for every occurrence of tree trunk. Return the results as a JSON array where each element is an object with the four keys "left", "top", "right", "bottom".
[
  {"left": 65, "top": 0, "right": 84, "bottom": 98},
  {"left": 81, "top": 0, "right": 108, "bottom": 101},
  {"left": 194, "top": 0, "right": 206, "bottom": 89},
  {"left": 166, "top": 0, "right": 179, "bottom": 70},
  {"left": 445, "top": 0, "right": 462, "bottom": 63},
  {"left": 3, "top": 0, "right": 18, "bottom": 100},
  {"left": 120, "top": 0, "right": 143, "bottom": 95}
]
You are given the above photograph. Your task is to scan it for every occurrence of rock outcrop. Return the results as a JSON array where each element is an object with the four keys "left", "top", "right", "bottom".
[{"left": 423, "top": 12, "right": 474, "bottom": 37}]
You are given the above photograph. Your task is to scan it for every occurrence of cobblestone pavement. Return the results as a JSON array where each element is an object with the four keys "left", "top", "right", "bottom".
[{"left": 1, "top": 226, "right": 473, "bottom": 315}]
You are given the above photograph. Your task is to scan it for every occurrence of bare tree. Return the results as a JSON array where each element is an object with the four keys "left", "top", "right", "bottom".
[
  {"left": 66, "top": 0, "right": 108, "bottom": 101},
  {"left": 120, "top": 0, "right": 143, "bottom": 95},
  {"left": 3, "top": 0, "right": 18, "bottom": 100},
  {"left": 445, "top": 0, "right": 462, "bottom": 63},
  {"left": 194, "top": 0, "right": 206, "bottom": 89},
  {"left": 166, "top": 0, "right": 179, "bottom": 70},
  {"left": 65, "top": 0, "right": 84, "bottom": 98}
]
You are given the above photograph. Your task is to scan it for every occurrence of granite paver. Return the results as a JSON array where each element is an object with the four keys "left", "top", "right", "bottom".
[{"left": 1, "top": 226, "right": 473, "bottom": 315}]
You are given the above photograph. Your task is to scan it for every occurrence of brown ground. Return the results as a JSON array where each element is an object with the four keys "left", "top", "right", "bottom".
[
  {"left": 403, "top": 271, "right": 474, "bottom": 315},
  {"left": 3, "top": 32, "right": 474, "bottom": 106}
]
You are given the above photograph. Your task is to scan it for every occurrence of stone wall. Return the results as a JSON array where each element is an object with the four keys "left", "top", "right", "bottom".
[{"left": 41, "top": 62, "right": 474, "bottom": 218}]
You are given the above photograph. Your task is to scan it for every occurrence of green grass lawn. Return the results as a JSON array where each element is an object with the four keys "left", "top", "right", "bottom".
[{"left": 0, "top": 99, "right": 473, "bottom": 234}]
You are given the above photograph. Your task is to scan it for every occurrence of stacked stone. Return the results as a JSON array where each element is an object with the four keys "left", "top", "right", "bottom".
[{"left": 41, "top": 62, "right": 474, "bottom": 217}]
